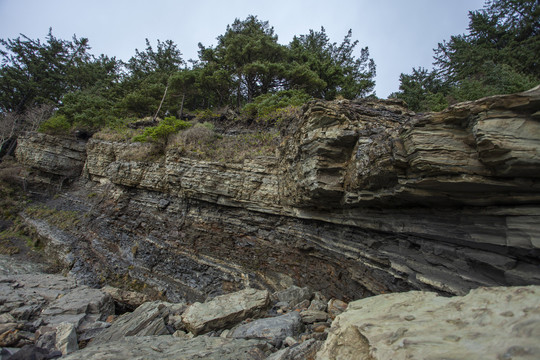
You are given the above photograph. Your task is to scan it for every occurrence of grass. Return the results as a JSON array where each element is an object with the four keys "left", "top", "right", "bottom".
[
  {"left": 169, "top": 127, "right": 280, "bottom": 163},
  {"left": 93, "top": 114, "right": 283, "bottom": 163},
  {"left": 25, "top": 204, "right": 80, "bottom": 230},
  {"left": 0, "top": 220, "right": 43, "bottom": 254}
]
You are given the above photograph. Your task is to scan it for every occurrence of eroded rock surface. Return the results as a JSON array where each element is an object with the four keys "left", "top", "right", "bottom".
[
  {"left": 317, "top": 285, "right": 540, "bottom": 360},
  {"left": 63, "top": 336, "right": 269, "bottom": 360},
  {"left": 231, "top": 312, "right": 304, "bottom": 346},
  {"left": 182, "top": 288, "right": 270, "bottom": 335},
  {"left": 0, "top": 273, "right": 114, "bottom": 356},
  {"left": 14, "top": 87, "right": 540, "bottom": 303}
]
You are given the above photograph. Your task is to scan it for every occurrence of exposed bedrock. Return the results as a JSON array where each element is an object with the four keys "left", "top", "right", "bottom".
[{"left": 15, "top": 86, "right": 540, "bottom": 301}]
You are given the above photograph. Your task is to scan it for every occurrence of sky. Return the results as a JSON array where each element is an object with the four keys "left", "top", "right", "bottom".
[{"left": 0, "top": 0, "right": 486, "bottom": 98}]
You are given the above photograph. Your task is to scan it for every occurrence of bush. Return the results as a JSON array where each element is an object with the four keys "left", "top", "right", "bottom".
[
  {"left": 171, "top": 123, "right": 217, "bottom": 148},
  {"left": 241, "top": 90, "right": 311, "bottom": 123},
  {"left": 194, "top": 109, "right": 221, "bottom": 122},
  {"left": 39, "top": 114, "right": 72, "bottom": 134},
  {"left": 132, "top": 116, "right": 191, "bottom": 144}
]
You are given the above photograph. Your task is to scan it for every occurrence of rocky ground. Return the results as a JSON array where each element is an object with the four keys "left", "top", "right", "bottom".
[
  {"left": 1, "top": 254, "right": 540, "bottom": 359},
  {"left": 0, "top": 253, "right": 337, "bottom": 359}
]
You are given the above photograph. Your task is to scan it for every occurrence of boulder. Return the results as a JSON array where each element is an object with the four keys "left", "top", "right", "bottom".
[
  {"left": 316, "top": 286, "right": 540, "bottom": 360},
  {"left": 300, "top": 310, "right": 328, "bottom": 324},
  {"left": 100, "top": 286, "right": 151, "bottom": 311},
  {"left": 1, "top": 345, "right": 61, "bottom": 360},
  {"left": 273, "top": 286, "right": 312, "bottom": 308},
  {"left": 267, "top": 339, "right": 323, "bottom": 360},
  {"left": 230, "top": 312, "right": 304, "bottom": 347},
  {"left": 326, "top": 299, "right": 347, "bottom": 320},
  {"left": 62, "top": 335, "right": 269, "bottom": 360},
  {"left": 90, "top": 301, "right": 171, "bottom": 345},
  {"left": 54, "top": 322, "right": 78, "bottom": 355},
  {"left": 41, "top": 286, "right": 114, "bottom": 326},
  {"left": 181, "top": 288, "right": 270, "bottom": 335}
]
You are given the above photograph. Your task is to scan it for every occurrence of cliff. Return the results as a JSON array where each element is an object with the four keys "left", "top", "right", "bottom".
[{"left": 14, "top": 86, "right": 540, "bottom": 302}]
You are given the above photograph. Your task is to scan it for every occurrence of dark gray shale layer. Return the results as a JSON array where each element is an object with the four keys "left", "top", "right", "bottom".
[{"left": 15, "top": 86, "right": 540, "bottom": 301}]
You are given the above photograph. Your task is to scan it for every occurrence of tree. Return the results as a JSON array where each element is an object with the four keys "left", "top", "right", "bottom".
[
  {"left": 169, "top": 69, "right": 198, "bottom": 118},
  {"left": 0, "top": 28, "right": 96, "bottom": 113},
  {"left": 395, "top": 0, "right": 539, "bottom": 111},
  {"left": 118, "top": 39, "right": 185, "bottom": 119},
  {"left": 198, "top": 15, "right": 287, "bottom": 107},
  {"left": 391, "top": 67, "right": 448, "bottom": 112},
  {"left": 288, "top": 27, "right": 376, "bottom": 99},
  {"left": 125, "top": 39, "right": 184, "bottom": 81}
]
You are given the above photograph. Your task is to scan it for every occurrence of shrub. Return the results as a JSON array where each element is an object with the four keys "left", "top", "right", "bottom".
[
  {"left": 39, "top": 114, "right": 72, "bottom": 134},
  {"left": 93, "top": 118, "right": 142, "bottom": 142},
  {"left": 194, "top": 109, "right": 220, "bottom": 121},
  {"left": 132, "top": 116, "right": 192, "bottom": 144},
  {"left": 241, "top": 90, "right": 311, "bottom": 124},
  {"left": 175, "top": 123, "right": 216, "bottom": 146}
]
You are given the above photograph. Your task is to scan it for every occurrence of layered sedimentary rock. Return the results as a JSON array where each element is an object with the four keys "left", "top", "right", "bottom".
[
  {"left": 15, "top": 87, "right": 540, "bottom": 302},
  {"left": 15, "top": 132, "right": 86, "bottom": 184}
]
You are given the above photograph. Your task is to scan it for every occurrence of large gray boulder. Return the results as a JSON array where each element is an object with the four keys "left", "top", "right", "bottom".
[
  {"left": 42, "top": 286, "right": 114, "bottom": 326},
  {"left": 90, "top": 301, "right": 171, "bottom": 345},
  {"left": 54, "top": 322, "right": 78, "bottom": 355},
  {"left": 231, "top": 312, "right": 304, "bottom": 346},
  {"left": 63, "top": 335, "right": 269, "bottom": 360},
  {"left": 273, "top": 286, "right": 311, "bottom": 308},
  {"left": 181, "top": 288, "right": 270, "bottom": 335},
  {"left": 0, "top": 273, "right": 114, "bottom": 328},
  {"left": 316, "top": 285, "right": 540, "bottom": 360}
]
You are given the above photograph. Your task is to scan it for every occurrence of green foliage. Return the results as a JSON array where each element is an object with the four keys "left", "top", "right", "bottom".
[
  {"left": 194, "top": 109, "right": 220, "bottom": 122},
  {"left": 132, "top": 116, "right": 192, "bottom": 143},
  {"left": 58, "top": 90, "right": 119, "bottom": 130},
  {"left": 395, "top": 0, "right": 539, "bottom": 112},
  {"left": 0, "top": 29, "right": 118, "bottom": 113},
  {"left": 2, "top": 18, "right": 379, "bottom": 133},
  {"left": 241, "top": 90, "right": 311, "bottom": 122},
  {"left": 39, "top": 114, "right": 72, "bottom": 134},
  {"left": 288, "top": 27, "right": 376, "bottom": 99},
  {"left": 392, "top": 67, "right": 449, "bottom": 112},
  {"left": 199, "top": 15, "right": 287, "bottom": 107},
  {"left": 125, "top": 39, "right": 184, "bottom": 80}
]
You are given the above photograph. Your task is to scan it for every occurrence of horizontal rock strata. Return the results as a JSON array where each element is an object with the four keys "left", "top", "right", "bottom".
[{"left": 15, "top": 87, "right": 540, "bottom": 301}]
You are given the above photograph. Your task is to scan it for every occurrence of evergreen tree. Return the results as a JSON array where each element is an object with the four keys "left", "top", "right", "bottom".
[
  {"left": 198, "top": 15, "right": 287, "bottom": 107},
  {"left": 0, "top": 28, "right": 102, "bottom": 113},
  {"left": 288, "top": 27, "right": 376, "bottom": 99},
  {"left": 395, "top": 0, "right": 539, "bottom": 111}
]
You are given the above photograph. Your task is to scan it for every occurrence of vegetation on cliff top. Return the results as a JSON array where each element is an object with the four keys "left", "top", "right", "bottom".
[
  {"left": 0, "top": 16, "right": 375, "bottom": 136},
  {"left": 0, "top": 0, "right": 538, "bottom": 146}
]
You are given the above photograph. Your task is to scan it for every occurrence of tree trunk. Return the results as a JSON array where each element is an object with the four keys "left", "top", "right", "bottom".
[
  {"left": 153, "top": 85, "right": 169, "bottom": 122},
  {"left": 179, "top": 93, "right": 186, "bottom": 119}
]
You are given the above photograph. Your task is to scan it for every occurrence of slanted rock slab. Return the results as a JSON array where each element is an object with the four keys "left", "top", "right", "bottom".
[
  {"left": 273, "top": 286, "right": 312, "bottom": 308},
  {"left": 63, "top": 335, "right": 269, "bottom": 360},
  {"left": 55, "top": 322, "right": 78, "bottom": 355},
  {"left": 316, "top": 285, "right": 540, "bottom": 360},
  {"left": 90, "top": 301, "right": 171, "bottom": 345},
  {"left": 267, "top": 339, "right": 323, "bottom": 360},
  {"left": 231, "top": 312, "right": 304, "bottom": 346},
  {"left": 182, "top": 288, "right": 270, "bottom": 335}
]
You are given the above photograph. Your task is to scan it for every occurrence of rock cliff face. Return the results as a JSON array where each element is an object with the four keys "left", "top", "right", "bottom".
[{"left": 15, "top": 87, "right": 540, "bottom": 302}]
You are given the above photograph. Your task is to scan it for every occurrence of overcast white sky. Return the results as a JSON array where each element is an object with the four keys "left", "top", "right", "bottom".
[{"left": 0, "top": 0, "right": 486, "bottom": 98}]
